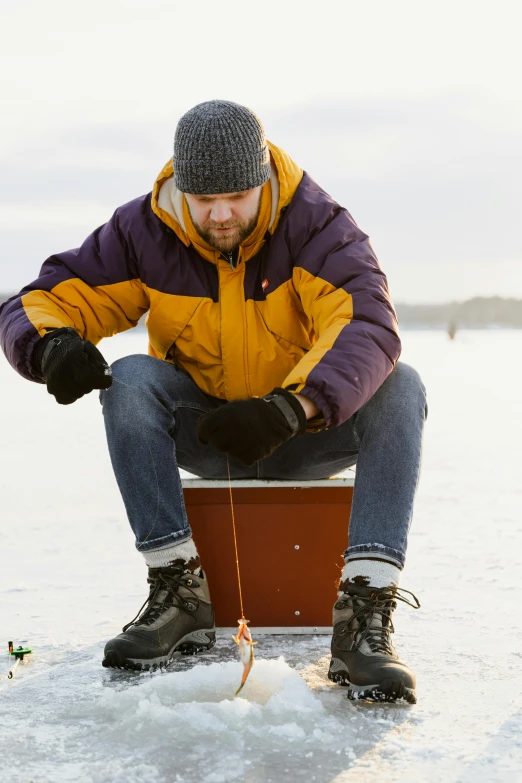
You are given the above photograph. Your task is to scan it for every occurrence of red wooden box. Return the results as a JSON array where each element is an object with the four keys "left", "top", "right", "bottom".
[{"left": 182, "top": 477, "right": 354, "bottom": 630}]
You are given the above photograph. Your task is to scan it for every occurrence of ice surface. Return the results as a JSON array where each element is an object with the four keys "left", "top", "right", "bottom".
[
  {"left": 2, "top": 329, "right": 522, "bottom": 782},
  {"left": 1, "top": 636, "right": 422, "bottom": 783}
]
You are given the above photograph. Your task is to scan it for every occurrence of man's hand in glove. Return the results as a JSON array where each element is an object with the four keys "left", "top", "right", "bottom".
[
  {"left": 197, "top": 388, "right": 308, "bottom": 465},
  {"left": 35, "top": 327, "right": 112, "bottom": 405}
]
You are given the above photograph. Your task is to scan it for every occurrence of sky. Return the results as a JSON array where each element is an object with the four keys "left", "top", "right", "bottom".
[{"left": 0, "top": 0, "right": 520, "bottom": 303}]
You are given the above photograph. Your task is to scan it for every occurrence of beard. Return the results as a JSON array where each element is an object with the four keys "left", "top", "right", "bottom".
[{"left": 187, "top": 196, "right": 262, "bottom": 254}]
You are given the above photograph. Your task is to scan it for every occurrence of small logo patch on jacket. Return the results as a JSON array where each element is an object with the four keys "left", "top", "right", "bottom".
[{"left": 261, "top": 278, "right": 269, "bottom": 291}]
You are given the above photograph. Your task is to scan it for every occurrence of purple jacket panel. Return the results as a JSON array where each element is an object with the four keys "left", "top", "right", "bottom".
[{"left": 284, "top": 175, "right": 401, "bottom": 426}]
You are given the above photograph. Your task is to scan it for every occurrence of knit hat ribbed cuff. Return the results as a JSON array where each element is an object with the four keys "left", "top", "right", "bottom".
[{"left": 174, "top": 154, "right": 270, "bottom": 195}]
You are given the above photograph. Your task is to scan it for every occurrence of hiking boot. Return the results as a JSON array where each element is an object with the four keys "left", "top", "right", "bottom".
[
  {"left": 328, "top": 583, "right": 420, "bottom": 704},
  {"left": 102, "top": 563, "right": 216, "bottom": 671}
]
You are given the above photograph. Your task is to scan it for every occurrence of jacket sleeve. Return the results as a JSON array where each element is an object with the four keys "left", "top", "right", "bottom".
[
  {"left": 0, "top": 206, "right": 149, "bottom": 382},
  {"left": 281, "top": 206, "right": 401, "bottom": 428}
]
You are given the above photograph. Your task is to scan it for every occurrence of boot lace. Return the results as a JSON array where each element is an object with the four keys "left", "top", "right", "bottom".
[
  {"left": 122, "top": 566, "right": 201, "bottom": 632},
  {"left": 335, "top": 586, "right": 420, "bottom": 655}
]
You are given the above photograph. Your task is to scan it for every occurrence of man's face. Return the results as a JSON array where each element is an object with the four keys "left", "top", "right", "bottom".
[{"left": 184, "top": 186, "right": 262, "bottom": 253}]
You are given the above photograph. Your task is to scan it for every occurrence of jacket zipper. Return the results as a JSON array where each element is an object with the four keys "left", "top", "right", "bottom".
[{"left": 225, "top": 251, "right": 238, "bottom": 271}]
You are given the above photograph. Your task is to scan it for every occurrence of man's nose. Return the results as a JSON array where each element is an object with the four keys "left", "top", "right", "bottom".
[{"left": 210, "top": 201, "right": 233, "bottom": 223}]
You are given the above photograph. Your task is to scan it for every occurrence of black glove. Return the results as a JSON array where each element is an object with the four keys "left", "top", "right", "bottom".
[
  {"left": 35, "top": 327, "right": 112, "bottom": 405},
  {"left": 197, "top": 388, "right": 307, "bottom": 465}
]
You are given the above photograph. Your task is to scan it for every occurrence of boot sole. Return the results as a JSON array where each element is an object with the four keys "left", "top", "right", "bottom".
[
  {"left": 102, "top": 628, "right": 216, "bottom": 671},
  {"left": 328, "top": 669, "right": 416, "bottom": 704}
]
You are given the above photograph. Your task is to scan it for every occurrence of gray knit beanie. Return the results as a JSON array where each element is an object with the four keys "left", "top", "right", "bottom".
[{"left": 173, "top": 100, "right": 271, "bottom": 194}]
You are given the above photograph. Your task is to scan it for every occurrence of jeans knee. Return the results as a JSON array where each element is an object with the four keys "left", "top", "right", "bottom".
[
  {"left": 393, "top": 362, "right": 426, "bottom": 394},
  {"left": 110, "top": 354, "right": 158, "bottom": 382},
  {"left": 100, "top": 354, "right": 160, "bottom": 412},
  {"left": 391, "top": 362, "right": 428, "bottom": 417}
]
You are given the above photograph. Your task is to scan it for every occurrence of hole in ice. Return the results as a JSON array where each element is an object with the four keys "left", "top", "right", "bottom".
[
  {"left": 92, "top": 657, "right": 322, "bottom": 740},
  {"left": 101, "top": 657, "right": 319, "bottom": 709}
]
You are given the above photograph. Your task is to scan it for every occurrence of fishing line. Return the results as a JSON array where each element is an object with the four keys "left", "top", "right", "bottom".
[{"left": 227, "top": 455, "right": 245, "bottom": 621}]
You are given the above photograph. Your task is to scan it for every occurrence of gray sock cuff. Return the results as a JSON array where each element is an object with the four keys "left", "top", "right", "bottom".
[
  {"left": 142, "top": 538, "right": 199, "bottom": 569},
  {"left": 340, "top": 559, "right": 401, "bottom": 591}
]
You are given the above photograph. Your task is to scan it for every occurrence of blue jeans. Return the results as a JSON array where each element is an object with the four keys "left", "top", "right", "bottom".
[{"left": 100, "top": 356, "right": 427, "bottom": 569}]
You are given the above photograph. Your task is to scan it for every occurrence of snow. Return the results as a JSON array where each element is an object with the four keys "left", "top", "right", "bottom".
[{"left": 1, "top": 329, "right": 522, "bottom": 782}]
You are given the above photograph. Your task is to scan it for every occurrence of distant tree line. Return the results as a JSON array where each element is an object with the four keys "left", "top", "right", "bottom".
[
  {"left": 395, "top": 297, "right": 522, "bottom": 328},
  {"left": 1, "top": 293, "right": 521, "bottom": 329}
]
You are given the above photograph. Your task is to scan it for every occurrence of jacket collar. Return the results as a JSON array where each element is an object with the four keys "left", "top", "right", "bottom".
[{"left": 151, "top": 141, "right": 303, "bottom": 265}]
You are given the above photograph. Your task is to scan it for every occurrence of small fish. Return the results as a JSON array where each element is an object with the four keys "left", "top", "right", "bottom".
[{"left": 232, "top": 618, "right": 257, "bottom": 696}]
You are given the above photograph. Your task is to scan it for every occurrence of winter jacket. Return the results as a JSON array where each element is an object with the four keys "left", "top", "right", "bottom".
[{"left": 0, "top": 142, "right": 401, "bottom": 430}]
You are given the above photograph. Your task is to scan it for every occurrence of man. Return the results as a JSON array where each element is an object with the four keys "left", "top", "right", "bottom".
[{"left": 0, "top": 100, "right": 427, "bottom": 704}]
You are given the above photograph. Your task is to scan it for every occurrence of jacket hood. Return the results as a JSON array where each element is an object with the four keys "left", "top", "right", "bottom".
[{"left": 151, "top": 141, "right": 303, "bottom": 262}]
